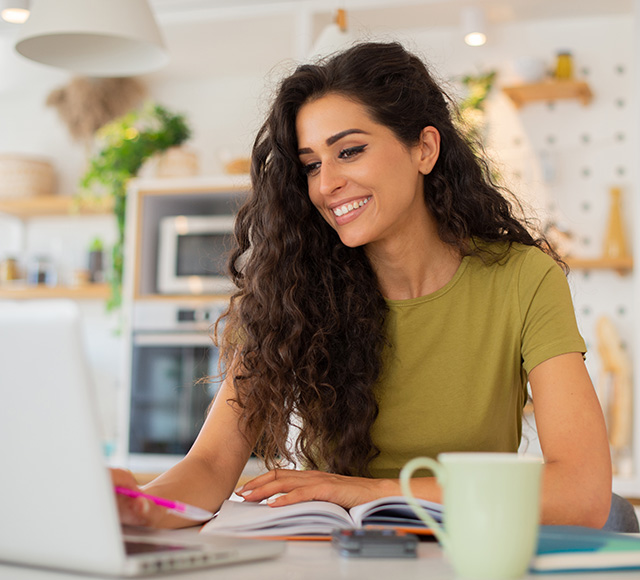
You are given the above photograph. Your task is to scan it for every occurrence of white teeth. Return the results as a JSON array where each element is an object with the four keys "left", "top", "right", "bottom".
[{"left": 333, "top": 197, "right": 370, "bottom": 217}]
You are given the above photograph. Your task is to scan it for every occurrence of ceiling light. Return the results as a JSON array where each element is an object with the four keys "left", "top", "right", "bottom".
[
  {"left": 1, "top": 0, "right": 29, "bottom": 24},
  {"left": 462, "top": 6, "right": 487, "bottom": 47},
  {"left": 14, "top": 0, "right": 168, "bottom": 77}
]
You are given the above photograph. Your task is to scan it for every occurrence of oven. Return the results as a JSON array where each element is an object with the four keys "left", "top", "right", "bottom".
[{"left": 126, "top": 300, "right": 228, "bottom": 472}]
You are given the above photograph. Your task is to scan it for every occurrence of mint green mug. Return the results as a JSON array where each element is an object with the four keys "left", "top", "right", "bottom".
[{"left": 400, "top": 452, "right": 543, "bottom": 580}]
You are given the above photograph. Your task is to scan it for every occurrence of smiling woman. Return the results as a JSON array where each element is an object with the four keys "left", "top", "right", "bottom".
[{"left": 110, "top": 41, "right": 612, "bottom": 532}]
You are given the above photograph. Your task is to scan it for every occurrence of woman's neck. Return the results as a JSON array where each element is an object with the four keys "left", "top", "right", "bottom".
[{"left": 365, "top": 217, "right": 463, "bottom": 301}]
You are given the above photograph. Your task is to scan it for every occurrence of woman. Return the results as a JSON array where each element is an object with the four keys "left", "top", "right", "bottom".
[{"left": 114, "top": 41, "right": 611, "bottom": 529}]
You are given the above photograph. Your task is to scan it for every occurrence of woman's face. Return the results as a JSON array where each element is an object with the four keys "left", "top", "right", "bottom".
[{"left": 296, "top": 93, "right": 439, "bottom": 250}]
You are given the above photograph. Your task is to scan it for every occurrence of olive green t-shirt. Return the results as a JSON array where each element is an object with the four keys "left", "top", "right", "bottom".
[{"left": 368, "top": 242, "right": 586, "bottom": 479}]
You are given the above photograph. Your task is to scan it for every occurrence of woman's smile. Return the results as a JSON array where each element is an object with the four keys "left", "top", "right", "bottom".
[{"left": 331, "top": 196, "right": 371, "bottom": 222}]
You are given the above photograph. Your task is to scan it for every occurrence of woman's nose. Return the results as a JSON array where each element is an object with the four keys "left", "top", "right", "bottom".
[{"left": 317, "top": 160, "right": 345, "bottom": 196}]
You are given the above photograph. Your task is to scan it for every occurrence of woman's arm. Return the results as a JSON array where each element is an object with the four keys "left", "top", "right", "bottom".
[
  {"left": 112, "top": 376, "right": 256, "bottom": 528},
  {"left": 528, "top": 351, "right": 611, "bottom": 527},
  {"left": 241, "top": 352, "right": 612, "bottom": 527}
]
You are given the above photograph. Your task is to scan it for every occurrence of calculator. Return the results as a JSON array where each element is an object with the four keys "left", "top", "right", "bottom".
[{"left": 331, "top": 529, "right": 419, "bottom": 558}]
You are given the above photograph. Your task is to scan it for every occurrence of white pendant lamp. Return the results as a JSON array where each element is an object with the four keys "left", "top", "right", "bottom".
[
  {"left": 461, "top": 6, "right": 487, "bottom": 47},
  {"left": 14, "top": 0, "right": 168, "bottom": 77},
  {"left": 309, "top": 8, "right": 356, "bottom": 60}
]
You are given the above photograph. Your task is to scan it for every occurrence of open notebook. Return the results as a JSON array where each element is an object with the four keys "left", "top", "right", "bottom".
[{"left": 0, "top": 300, "right": 283, "bottom": 576}]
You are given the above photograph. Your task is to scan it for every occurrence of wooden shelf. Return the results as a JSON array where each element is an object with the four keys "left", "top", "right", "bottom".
[
  {"left": 134, "top": 293, "right": 232, "bottom": 302},
  {"left": 502, "top": 80, "right": 593, "bottom": 108},
  {"left": 0, "top": 283, "right": 109, "bottom": 300},
  {"left": 0, "top": 195, "right": 113, "bottom": 218},
  {"left": 564, "top": 256, "right": 633, "bottom": 275}
]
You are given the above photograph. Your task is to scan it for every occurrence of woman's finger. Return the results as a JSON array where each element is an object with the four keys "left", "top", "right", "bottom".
[
  {"left": 110, "top": 467, "right": 139, "bottom": 489},
  {"left": 236, "top": 468, "right": 306, "bottom": 494},
  {"left": 239, "top": 475, "right": 312, "bottom": 502},
  {"left": 264, "top": 486, "right": 320, "bottom": 507},
  {"left": 109, "top": 468, "right": 166, "bottom": 527}
]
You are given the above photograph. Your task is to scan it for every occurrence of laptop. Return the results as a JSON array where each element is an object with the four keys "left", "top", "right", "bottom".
[{"left": 0, "top": 300, "right": 284, "bottom": 576}]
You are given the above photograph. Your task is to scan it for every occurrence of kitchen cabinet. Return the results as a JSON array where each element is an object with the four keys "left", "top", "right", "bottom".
[
  {"left": 124, "top": 175, "right": 249, "bottom": 301},
  {"left": 117, "top": 175, "right": 252, "bottom": 474}
]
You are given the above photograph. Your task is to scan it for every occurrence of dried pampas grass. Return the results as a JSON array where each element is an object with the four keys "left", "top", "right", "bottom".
[{"left": 46, "top": 77, "right": 146, "bottom": 143}]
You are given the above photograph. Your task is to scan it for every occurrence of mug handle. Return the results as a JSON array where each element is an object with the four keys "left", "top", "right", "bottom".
[{"left": 399, "top": 456, "right": 450, "bottom": 550}]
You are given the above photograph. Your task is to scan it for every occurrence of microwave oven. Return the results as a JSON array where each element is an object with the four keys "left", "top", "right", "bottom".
[{"left": 157, "top": 215, "right": 236, "bottom": 295}]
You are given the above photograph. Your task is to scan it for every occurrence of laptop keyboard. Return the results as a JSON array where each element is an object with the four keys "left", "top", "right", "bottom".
[{"left": 125, "top": 541, "right": 187, "bottom": 555}]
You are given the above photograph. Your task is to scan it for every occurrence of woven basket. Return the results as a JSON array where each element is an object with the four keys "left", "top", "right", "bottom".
[
  {"left": 0, "top": 154, "right": 55, "bottom": 198},
  {"left": 155, "top": 147, "right": 199, "bottom": 178}
]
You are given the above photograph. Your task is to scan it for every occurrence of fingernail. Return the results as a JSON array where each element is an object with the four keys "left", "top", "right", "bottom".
[
  {"left": 266, "top": 497, "right": 277, "bottom": 504},
  {"left": 234, "top": 485, "right": 244, "bottom": 494},
  {"left": 240, "top": 490, "right": 252, "bottom": 497}
]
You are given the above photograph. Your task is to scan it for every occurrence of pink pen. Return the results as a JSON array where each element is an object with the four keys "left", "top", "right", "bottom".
[{"left": 114, "top": 486, "right": 214, "bottom": 521}]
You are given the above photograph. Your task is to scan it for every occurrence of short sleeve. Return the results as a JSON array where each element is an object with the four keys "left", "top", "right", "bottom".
[{"left": 518, "top": 249, "right": 586, "bottom": 374}]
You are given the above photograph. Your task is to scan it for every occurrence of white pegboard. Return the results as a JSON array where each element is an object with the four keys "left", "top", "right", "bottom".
[{"left": 489, "top": 57, "right": 637, "bottom": 359}]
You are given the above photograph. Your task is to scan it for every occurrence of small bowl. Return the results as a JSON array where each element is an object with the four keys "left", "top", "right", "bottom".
[{"left": 514, "top": 57, "right": 547, "bottom": 83}]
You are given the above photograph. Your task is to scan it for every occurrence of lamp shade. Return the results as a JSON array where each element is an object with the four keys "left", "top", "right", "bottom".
[
  {"left": 15, "top": 0, "right": 168, "bottom": 77},
  {"left": 461, "top": 6, "right": 487, "bottom": 47},
  {"left": 1, "top": 0, "right": 30, "bottom": 24},
  {"left": 309, "top": 9, "right": 356, "bottom": 60}
]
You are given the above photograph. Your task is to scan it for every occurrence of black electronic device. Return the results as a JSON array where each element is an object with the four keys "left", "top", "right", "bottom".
[{"left": 331, "top": 529, "right": 418, "bottom": 559}]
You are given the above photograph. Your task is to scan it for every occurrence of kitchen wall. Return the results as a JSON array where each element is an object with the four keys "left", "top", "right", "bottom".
[{"left": 0, "top": 4, "right": 637, "bottom": 488}]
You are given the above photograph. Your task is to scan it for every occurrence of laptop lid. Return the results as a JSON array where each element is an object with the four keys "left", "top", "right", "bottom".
[{"left": 0, "top": 300, "right": 282, "bottom": 576}]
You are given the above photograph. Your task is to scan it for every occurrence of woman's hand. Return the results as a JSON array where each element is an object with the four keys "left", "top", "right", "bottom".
[
  {"left": 236, "top": 469, "right": 397, "bottom": 509},
  {"left": 110, "top": 468, "right": 166, "bottom": 528}
]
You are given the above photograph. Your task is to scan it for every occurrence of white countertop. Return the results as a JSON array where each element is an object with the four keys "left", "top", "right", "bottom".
[{"left": 2, "top": 531, "right": 640, "bottom": 580}]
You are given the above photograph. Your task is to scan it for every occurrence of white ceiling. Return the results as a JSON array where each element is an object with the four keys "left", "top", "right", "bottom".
[
  {"left": 141, "top": 0, "right": 634, "bottom": 79},
  {"left": 149, "top": 0, "right": 633, "bottom": 27},
  {"left": 0, "top": 0, "right": 632, "bottom": 36}
]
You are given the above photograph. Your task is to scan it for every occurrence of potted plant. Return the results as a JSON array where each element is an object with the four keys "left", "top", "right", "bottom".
[
  {"left": 88, "top": 236, "right": 105, "bottom": 283},
  {"left": 80, "top": 103, "right": 191, "bottom": 309}
]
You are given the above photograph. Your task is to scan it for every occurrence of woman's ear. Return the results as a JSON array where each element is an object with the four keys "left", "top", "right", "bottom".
[{"left": 417, "top": 126, "right": 440, "bottom": 175}]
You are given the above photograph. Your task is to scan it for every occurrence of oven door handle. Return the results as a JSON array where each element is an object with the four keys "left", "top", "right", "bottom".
[{"left": 132, "top": 332, "right": 214, "bottom": 346}]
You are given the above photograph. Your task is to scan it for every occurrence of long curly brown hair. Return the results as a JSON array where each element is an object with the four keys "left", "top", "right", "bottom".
[{"left": 216, "top": 42, "right": 554, "bottom": 477}]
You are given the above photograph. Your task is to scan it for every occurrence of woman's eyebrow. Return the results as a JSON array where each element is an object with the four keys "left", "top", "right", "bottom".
[{"left": 298, "top": 128, "right": 369, "bottom": 155}]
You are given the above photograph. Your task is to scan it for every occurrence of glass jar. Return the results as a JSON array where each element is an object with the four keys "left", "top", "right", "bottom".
[
  {"left": 27, "top": 255, "right": 57, "bottom": 286},
  {"left": 554, "top": 51, "right": 573, "bottom": 80},
  {"left": 0, "top": 257, "right": 19, "bottom": 283}
]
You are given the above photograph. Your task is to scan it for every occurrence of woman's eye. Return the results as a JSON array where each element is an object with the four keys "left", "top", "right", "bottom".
[
  {"left": 339, "top": 144, "right": 367, "bottom": 159},
  {"left": 302, "top": 161, "right": 321, "bottom": 176},
  {"left": 300, "top": 145, "right": 366, "bottom": 177}
]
